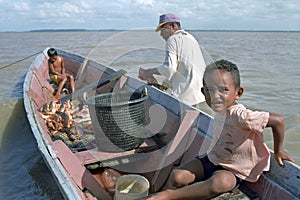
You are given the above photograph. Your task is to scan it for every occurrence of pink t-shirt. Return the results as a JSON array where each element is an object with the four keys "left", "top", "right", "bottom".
[{"left": 207, "top": 103, "right": 270, "bottom": 182}]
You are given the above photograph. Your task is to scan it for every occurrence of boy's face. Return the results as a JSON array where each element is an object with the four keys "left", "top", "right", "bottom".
[
  {"left": 49, "top": 55, "right": 58, "bottom": 63},
  {"left": 202, "top": 69, "right": 243, "bottom": 113}
]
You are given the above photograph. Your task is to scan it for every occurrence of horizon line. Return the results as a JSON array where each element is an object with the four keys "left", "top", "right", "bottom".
[{"left": 1, "top": 28, "right": 300, "bottom": 33}]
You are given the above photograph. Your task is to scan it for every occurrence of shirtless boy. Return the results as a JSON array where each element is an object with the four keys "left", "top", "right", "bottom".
[{"left": 47, "top": 48, "right": 75, "bottom": 98}]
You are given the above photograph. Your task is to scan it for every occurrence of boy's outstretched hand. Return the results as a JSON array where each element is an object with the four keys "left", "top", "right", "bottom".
[{"left": 274, "top": 151, "right": 295, "bottom": 167}]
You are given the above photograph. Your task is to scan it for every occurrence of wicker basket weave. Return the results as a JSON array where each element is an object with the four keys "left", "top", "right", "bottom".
[{"left": 86, "top": 91, "right": 148, "bottom": 152}]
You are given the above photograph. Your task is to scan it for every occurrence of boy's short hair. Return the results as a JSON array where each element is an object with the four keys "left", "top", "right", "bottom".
[
  {"left": 203, "top": 59, "right": 241, "bottom": 88},
  {"left": 47, "top": 48, "right": 57, "bottom": 57}
]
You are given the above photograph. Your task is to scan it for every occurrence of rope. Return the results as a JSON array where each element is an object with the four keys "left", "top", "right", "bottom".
[{"left": 0, "top": 51, "right": 43, "bottom": 70}]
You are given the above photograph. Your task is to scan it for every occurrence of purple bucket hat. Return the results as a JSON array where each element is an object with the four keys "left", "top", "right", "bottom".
[{"left": 155, "top": 13, "right": 180, "bottom": 32}]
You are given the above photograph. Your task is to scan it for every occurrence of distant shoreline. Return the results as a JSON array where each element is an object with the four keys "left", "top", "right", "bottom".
[
  {"left": 30, "top": 29, "right": 119, "bottom": 32},
  {"left": 1, "top": 29, "right": 299, "bottom": 33}
]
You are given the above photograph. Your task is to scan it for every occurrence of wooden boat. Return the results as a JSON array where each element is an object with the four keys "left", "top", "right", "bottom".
[{"left": 23, "top": 48, "right": 300, "bottom": 200}]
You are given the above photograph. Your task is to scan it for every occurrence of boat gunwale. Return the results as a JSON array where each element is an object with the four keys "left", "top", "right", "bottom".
[{"left": 23, "top": 49, "right": 85, "bottom": 200}]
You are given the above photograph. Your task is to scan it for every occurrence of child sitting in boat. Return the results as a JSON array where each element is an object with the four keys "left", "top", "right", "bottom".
[
  {"left": 148, "top": 59, "right": 295, "bottom": 200},
  {"left": 47, "top": 48, "right": 75, "bottom": 98}
]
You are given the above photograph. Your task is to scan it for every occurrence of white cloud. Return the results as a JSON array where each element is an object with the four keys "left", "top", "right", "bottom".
[
  {"left": 38, "top": 10, "right": 47, "bottom": 18},
  {"left": 0, "top": 0, "right": 299, "bottom": 31},
  {"left": 62, "top": 2, "right": 80, "bottom": 13},
  {"left": 37, "top": 2, "right": 91, "bottom": 18},
  {"left": 80, "top": 1, "right": 92, "bottom": 10},
  {"left": 134, "top": 0, "right": 155, "bottom": 6},
  {"left": 13, "top": 1, "right": 30, "bottom": 11}
]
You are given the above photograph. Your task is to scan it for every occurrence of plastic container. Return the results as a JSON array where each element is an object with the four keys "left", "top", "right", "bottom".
[{"left": 114, "top": 174, "right": 150, "bottom": 200}]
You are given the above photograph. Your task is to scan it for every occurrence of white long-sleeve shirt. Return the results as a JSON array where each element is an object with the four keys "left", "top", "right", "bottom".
[{"left": 157, "top": 30, "right": 206, "bottom": 105}]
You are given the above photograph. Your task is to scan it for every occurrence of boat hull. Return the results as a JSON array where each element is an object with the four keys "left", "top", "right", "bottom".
[{"left": 24, "top": 48, "right": 300, "bottom": 199}]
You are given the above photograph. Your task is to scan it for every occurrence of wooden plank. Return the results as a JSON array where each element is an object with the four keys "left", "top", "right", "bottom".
[
  {"left": 52, "top": 140, "right": 111, "bottom": 199},
  {"left": 150, "top": 110, "right": 200, "bottom": 192},
  {"left": 59, "top": 69, "right": 126, "bottom": 103}
]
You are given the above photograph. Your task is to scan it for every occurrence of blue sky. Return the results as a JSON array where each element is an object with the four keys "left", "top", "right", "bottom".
[{"left": 0, "top": 0, "right": 299, "bottom": 32}]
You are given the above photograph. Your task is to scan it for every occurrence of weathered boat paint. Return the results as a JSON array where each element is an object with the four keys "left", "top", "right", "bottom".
[{"left": 24, "top": 48, "right": 300, "bottom": 199}]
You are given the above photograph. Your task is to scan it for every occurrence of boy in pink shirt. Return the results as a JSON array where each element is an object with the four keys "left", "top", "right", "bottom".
[{"left": 148, "top": 59, "right": 294, "bottom": 200}]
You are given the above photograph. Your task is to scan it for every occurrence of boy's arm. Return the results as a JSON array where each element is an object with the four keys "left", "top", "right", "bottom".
[
  {"left": 61, "top": 56, "right": 66, "bottom": 75},
  {"left": 267, "top": 113, "right": 295, "bottom": 166}
]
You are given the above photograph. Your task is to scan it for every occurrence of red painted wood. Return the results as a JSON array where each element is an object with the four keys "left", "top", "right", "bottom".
[{"left": 52, "top": 140, "right": 111, "bottom": 199}]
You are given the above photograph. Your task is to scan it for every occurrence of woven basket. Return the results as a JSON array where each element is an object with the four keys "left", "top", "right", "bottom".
[{"left": 86, "top": 91, "right": 148, "bottom": 152}]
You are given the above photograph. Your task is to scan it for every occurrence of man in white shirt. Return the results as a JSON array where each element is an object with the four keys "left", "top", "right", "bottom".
[{"left": 139, "top": 13, "right": 206, "bottom": 106}]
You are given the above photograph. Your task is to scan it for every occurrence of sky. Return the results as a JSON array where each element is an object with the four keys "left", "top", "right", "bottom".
[{"left": 0, "top": 0, "right": 299, "bottom": 32}]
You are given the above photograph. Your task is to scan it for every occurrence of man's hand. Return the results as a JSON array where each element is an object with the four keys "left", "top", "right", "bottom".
[
  {"left": 138, "top": 67, "right": 147, "bottom": 80},
  {"left": 139, "top": 67, "right": 158, "bottom": 84}
]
